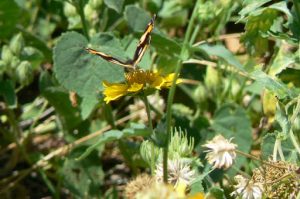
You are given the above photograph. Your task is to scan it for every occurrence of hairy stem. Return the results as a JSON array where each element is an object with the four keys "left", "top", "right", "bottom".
[{"left": 163, "top": 0, "right": 201, "bottom": 183}]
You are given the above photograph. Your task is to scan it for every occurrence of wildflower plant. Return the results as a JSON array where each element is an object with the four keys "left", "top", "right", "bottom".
[{"left": 2, "top": 0, "right": 300, "bottom": 198}]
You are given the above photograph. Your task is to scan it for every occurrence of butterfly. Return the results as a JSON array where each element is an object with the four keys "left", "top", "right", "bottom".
[{"left": 85, "top": 14, "right": 156, "bottom": 69}]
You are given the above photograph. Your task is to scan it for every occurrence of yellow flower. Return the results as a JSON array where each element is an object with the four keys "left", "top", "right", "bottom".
[{"left": 103, "top": 70, "right": 181, "bottom": 103}]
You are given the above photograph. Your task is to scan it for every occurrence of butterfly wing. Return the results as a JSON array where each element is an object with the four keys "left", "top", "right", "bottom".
[
  {"left": 131, "top": 14, "right": 156, "bottom": 68},
  {"left": 85, "top": 48, "right": 133, "bottom": 68}
]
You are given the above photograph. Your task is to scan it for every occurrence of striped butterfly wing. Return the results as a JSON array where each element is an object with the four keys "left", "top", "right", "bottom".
[{"left": 131, "top": 14, "right": 156, "bottom": 68}]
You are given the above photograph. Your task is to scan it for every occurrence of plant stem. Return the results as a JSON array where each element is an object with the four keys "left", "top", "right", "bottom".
[
  {"left": 76, "top": 0, "right": 90, "bottom": 40},
  {"left": 163, "top": 0, "right": 201, "bottom": 183},
  {"left": 289, "top": 97, "right": 300, "bottom": 155},
  {"left": 142, "top": 95, "right": 155, "bottom": 175}
]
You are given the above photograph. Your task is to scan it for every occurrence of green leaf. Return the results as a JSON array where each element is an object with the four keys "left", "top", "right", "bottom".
[
  {"left": 80, "top": 95, "right": 98, "bottom": 120},
  {"left": 104, "top": 0, "right": 124, "bottom": 13},
  {"left": 0, "top": 0, "right": 21, "bottom": 39},
  {"left": 53, "top": 31, "right": 124, "bottom": 98},
  {"left": 0, "top": 79, "right": 17, "bottom": 108},
  {"left": 151, "top": 32, "right": 181, "bottom": 57},
  {"left": 268, "top": 46, "right": 295, "bottom": 77},
  {"left": 241, "top": 7, "right": 280, "bottom": 55},
  {"left": 124, "top": 5, "right": 151, "bottom": 32},
  {"left": 212, "top": 104, "right": 252, "bottom": 172},
  {"left": 250, "top": 70, "right": 296, "bottom": 99},
  {"left": 261, "top": 133, "right": 295, "bottom": 159},
  {"left": 275, "top": 102, "right": 290, "bottom": 135},
  {"left": 77, "top": 123, "right": 151, "bottom": 160},
  {"left": 239, "top": 0, "right": 272, "bottom": 20},
  {"left": 207, "top": 187, "right": 226, "bottom": 199},
  {"left": 197, "top": 44, "right": 244, "bottom": 72},
  {"left": 39, "top": 71, "right": 83, "bottom": 131},
  {"left": 62, "top": 147, "right": 104, "bottom": 198}
]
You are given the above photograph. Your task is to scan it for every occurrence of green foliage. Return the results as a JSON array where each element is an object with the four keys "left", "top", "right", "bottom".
[{"left": 1, "top": 0, "right": 300, "bottom": 198}]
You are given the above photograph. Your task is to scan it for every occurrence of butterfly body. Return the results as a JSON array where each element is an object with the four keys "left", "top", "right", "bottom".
[{"left": 86, "top": 14, "right": 156, "bottom": 69}]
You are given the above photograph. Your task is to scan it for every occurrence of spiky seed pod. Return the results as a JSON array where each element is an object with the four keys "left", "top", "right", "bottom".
[{"left": 124, "top": 174, "right": 155, "bottom": 199}]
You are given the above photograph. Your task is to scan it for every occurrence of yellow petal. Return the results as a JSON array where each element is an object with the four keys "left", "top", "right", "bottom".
[
  {"left": 102, "top": 81, "right": 128, "bottom": 103},
  {"left": 127, "top": 83, "right": 143, "bottom": 92},
  {"left": 151, "top": 75, "right": 165, "bottom": 89},
  {"left": 162, "top": 73, "right": 178, "bottom": 87}
]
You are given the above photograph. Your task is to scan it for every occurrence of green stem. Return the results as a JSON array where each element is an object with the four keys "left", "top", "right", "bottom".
[
  {"left": 289, "top": 97, "right": 300, "bottom": 155},
  {"left": 142, "top": 95, "right": 155, "bottom": 175},
  {"left": 76, "top": 0, "right": 90, "bottom": 40},
  {"left": 163, "top": 0, "right": 202, "bottom": 183}
]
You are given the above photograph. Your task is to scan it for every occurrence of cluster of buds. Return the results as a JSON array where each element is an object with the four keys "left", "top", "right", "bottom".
[{"left": 0, "top": 33, "right": 34, "bottom": 86}]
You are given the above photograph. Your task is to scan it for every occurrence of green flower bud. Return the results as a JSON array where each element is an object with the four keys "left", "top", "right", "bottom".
[
  {"left": 1, "top": 45, "right": 14, "bottom": 64},
  {"left": 193, "top": 84, "right": 207, "bottom": 104},
  {"left": 168, "top": 128, "right": 194, "bottom": 159},
  {"left": 204, "top": 66, "right": 220, "bottom": 95},
  {"left": 10, "top": 56, "right": 21, "bottom": 69},
  {"left": 89, "top": 0, "right": 102, "bottom": 9},
  {"left": 63, "top": 2, "right": 77, "bottom": 17},
  {"left": 140, "top": 140, "right": 160, "bottom": 166},
  {"left": 9, "top": 33, "right": 24, "bottom": 56},
  {"left": 16, "top": 61, "right": 33, "bottom": 86},
  {"left": 84, "top": 4, "right": 94, "bottom": 22}
]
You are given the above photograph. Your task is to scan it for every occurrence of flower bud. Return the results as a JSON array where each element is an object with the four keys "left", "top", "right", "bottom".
[
  {"left": 193, "top": 84, "right": 207, "bottom": 104},
  {"left": 140, "top": 140, "right": 160, "bottom": 166},
  {"left": 16, "top": 61, "right": 33, "bottom": 86},
  {"left": 1, "top": 45, "right": 14, "bottom": 64},
  {"left": 63, "top": 2, "right": 77, "bottom": 17},
  {"left": 9, "top": 33, "right": 24, "bottom": 56},
  {"left": 89, "top": 0, "right": 102, "bottom": 9},
  {"left": 84, "top": 4, "right": 94, "bottom": 22},
  {"left": 168, "top": 128, "right": 194, "bottom": 159},
  {"left": 10, "top": 56, "right": 21, "bottom": 70},
  {"left": 204, "top": 66, "right": 220, "bottom": 95}
]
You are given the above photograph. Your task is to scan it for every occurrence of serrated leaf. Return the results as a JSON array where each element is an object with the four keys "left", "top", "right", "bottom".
[
  {"left": 53, "top": 31, "right": 124, "bottom": 98},
  {"left": 124, "top": 5, "right": 151, "bottom": 32},
  {"left": 104, "top": 0, "right": 124, "bottom": 13},
  {"left": 241, "top": 8, "right": 280, "bottom": 55},
  {"left": 269, "top": 46, "right": 295, "bottom": 76},
  {"left": 0, "top": 79, "right": 17, "bottom": 108},
  {"left": 239, "top": 0, "right": 271, "bottom": 20},
  {"left": 0, "top": 0, "right": 21, "bottom": 39},
  {"left": 197, "top": 44, "right": 244, "bottom": 71},
  {"left": 77, "top": 123, "right": 151, "bottom": 160},
  {"left": 212, "top": 104, "right": 252, "bottom": 172},
  {"left": 250, "top": 70, "right": 296, "bottom": 99}
]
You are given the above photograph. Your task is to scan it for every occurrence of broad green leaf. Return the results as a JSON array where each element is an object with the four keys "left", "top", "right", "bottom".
[
  {"left": 0, "top": 79, "right": 16, "bottom": 108},
  {"left": 80, "top": 94, "right": 98, "bottom": 120},
  {"left": 212, "top": 104, "right": 252, "bottom": 172},
  {"left": 197, "top": 44, "right": 244, "bottom": 72},
  {"left": 124, "top": 5, "right": 151, "bottom": 32},
  {"left": 39, "top": 71, "right": 83, "bottom": 131},
  {"left": 250, "top": 70, "right": 296, "bottom": 99},
  {"left": 62, "top": 148, "right": 104, "bottom": 198},
  {"left": 53, "top": 31, "right": 124, "bottom": 98},
  {"left": 104, "top": 0, "right": 124, "bottom": 13},
  {"left": 151, "top": 33, "right": 181, "bottom": 57},
  {"left": 77, "top": 123, "right": 151, "bottom": 160},
  {"left": 0, "top": 0, "right": 21, "bottom": 39}
]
